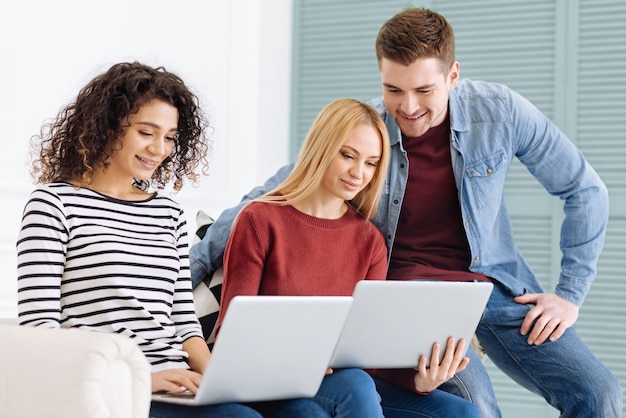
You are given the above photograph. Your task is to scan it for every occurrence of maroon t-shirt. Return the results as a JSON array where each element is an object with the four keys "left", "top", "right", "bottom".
[{"left": 388, "top": 115, "right": 488, "bottom": 282}]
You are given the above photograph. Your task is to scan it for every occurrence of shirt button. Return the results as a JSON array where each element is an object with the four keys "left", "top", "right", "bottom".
[
  {"left": 400, "top": 164, "right": 405, "bottom": 168},
  {"left": 487, "top": 168, "right": 493, "bottom": 174},
  {"left": 393, "top": 199, "right": 399, "bottom": 204},
  {"left": 475, "top": 256, "right": 480, "bottom": 261},
  {"left": 464, "top": 222, "right": 470, "bottom": 227}
]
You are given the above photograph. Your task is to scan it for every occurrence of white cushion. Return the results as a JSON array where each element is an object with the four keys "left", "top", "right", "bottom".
[{"left": 0, "top": 325, "right": 151, "bottom": 418}]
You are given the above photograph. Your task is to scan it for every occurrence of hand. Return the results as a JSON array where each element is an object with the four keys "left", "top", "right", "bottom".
[
  {"left": 151, "top": 368, "right": 203, "bottom": 394},
  {"left": 413, "top": 337, "right": 469, "bottom": 394},
  {"left": 514, "top": 292, "right": 579, "bottom": 345}
]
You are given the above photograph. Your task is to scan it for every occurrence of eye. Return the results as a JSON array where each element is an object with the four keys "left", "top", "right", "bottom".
[
  {"left": 366, "top": 161, "right": 378, "bottom": 167},
  {"left": 139, "top": 130, "right": 153, "bottom": 137},
  {"left": 341, "top": 152, "right": 354, "bottom": 160}
]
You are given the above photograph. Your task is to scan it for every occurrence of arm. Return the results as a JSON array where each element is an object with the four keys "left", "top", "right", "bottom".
[
  {"left": 184, "top": 336, "right": 211, "bottom": 374},
  {"left": 189, "top": 163, "right": 295, "bottom": 287},
  {"left": 216, "top": 207, "right": 266, "bottom": 330},
  {"left": 17, "top": 188, "right": 66, "bottom": 327},
  {"left": 171, "top": 209, "right": 205, "bottom": 341},
  {"left": 151, "top": 336, "right": 209, "bottom": 394},
  {"left": 512, "top": 89, "right": 608, "bottom": 304},
  {"left": 152, "top": 213, "right": 211, "bottom": 394},
  {"left": 510, "top": 90, "right": 608, "bottom": 343},
  {"left": 365, "top": 227, "right": 389, "bottom": 281}
]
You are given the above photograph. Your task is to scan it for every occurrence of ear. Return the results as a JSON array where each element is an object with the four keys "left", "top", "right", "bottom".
[{"left": 447, "top": 61, "right": 460, "bottom": 91}]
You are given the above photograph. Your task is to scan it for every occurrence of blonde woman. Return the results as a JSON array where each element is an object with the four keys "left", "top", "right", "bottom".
[{"left": 217, "top": 98, "right": 478, "bottom": 417}]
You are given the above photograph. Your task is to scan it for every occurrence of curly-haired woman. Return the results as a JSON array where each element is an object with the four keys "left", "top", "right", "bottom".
[{"left": 17, "top": 61, "right": 328, "bottom": 418}]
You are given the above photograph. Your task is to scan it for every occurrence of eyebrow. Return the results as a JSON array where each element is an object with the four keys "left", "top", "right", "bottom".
[
  {"left": 382, "top": 82, "right": 436, "bottom": 91},
  {"left": 342, "top": 145, "right": 381, "bottom": 159},
  {"left": 134, "top": 121, "right": 178, "bottom": 132}
]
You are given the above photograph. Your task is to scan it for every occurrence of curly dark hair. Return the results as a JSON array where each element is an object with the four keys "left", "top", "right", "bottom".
[{"left": 31, "top": 61, "right": 211, "bottom": 191}]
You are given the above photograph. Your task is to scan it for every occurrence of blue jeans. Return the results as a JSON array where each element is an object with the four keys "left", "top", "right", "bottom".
[
  {"left": 151, "top": 398, "right": 328, "bottom": 418},
  {"left": 375, "top": 378, "right": 480, "bottom": 418},
  {"left": 150, "top": 401, "right": 263, "bottom": 418},
  {"left": 313, "top": 368, "right": 383, "bottom": 417},
  {"left": 441, "top": 281, "right": 623, "bottom": 417},
  {"left": 248, "top": 398, "right": 329, "bottom": 417}
]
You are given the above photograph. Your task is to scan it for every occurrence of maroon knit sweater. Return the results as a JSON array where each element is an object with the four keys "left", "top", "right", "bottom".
[{"left": 218, "top": 202, "right": 388, "bottom": 330}]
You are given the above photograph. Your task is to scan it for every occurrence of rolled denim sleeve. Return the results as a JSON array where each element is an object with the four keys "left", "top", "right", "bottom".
[
  {"left": 189, "top": 162, "right": 295, "bottom": 287},
  {"left": 511, "top": 90, "right": 609, "bottom": 305}
]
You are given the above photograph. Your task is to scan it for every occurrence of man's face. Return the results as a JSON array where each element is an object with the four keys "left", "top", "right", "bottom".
[{"left": 380, "top": 57, "right": 459, "bottom": 138}]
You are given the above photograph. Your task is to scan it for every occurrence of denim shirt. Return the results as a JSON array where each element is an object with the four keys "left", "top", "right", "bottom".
[{"left": 190, "top": 79, "right": 608, "bottom": 306}]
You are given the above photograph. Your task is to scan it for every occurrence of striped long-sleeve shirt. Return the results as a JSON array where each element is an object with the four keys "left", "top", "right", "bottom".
[{"left": 17, "top": 182, "right": 203, "bottom": 372}]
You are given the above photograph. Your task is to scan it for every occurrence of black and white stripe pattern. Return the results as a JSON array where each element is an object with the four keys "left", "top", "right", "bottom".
[{"left": 17, "top": 183, "right": 203, "bottom": 372}]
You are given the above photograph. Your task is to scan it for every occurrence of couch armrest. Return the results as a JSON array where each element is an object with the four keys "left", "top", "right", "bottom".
[{"left": 0, "top": 325, "right": 152, "bottom": 418}]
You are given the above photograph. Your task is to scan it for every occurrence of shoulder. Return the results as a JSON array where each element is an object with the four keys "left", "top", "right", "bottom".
[
  {"left": 152, "top": 193, "right": 183, "bottom": 211},
  {"left": 235, "top": 201, "right": 282, "bottom": 228},
  {"left": 367, "top": 97, "right": 386, "bottom": 117},
  {"left": 27, "top": 182, "right": 80, "bottom": 205},
  {"left": 450, "top": 79, "right": 522, "bottom": 128},
  {"left": 240, "top": 201, "right": 282, "bottom": 218},
  {"left": 453, "top": 79, "right": 514, "bottom": 98},
  {"left": 345, "top": 207, "right": 384, "bottom": 236}
]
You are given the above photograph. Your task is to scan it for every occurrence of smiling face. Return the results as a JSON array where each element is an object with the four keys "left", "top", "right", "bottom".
[
  {"left": 107, "top": 99, "right": 179, "bottom": 183},
  {"left": 319, "top": 123, "right": 383, "bottom": 203},
  {"left": 380, "top": 57, "right": 459, "bottom": 138}
]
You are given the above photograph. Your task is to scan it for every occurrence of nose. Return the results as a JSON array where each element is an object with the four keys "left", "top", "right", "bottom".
[
  {"left": 147, "top": 136, "right": 168, "bottom": 156},
  {"left": 401, "top": 92, "right": 420, "bottom": 115},
  {"left": 349, "top": 162, "right": 364, "bottom": 179}
]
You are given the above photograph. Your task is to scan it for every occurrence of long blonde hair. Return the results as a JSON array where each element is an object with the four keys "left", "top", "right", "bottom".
[{"left": 256, "top": 98, "right": 390, "bottom": 220}]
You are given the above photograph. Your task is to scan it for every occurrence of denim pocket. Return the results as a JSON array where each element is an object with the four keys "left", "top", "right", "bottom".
[
  {"left": 483, "top": 283, "right": 532, "bottom": 325},
  {"left": 464, "top": 150, "right": 507, "bottom": 210}
]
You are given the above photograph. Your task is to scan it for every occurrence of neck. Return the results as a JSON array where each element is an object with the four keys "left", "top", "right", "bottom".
[
  {"left": 71, "top": 173, "right": 150, "bottom": 201},
  {"left": 291, "top": 194, "right": 348, "bottom": 219}
]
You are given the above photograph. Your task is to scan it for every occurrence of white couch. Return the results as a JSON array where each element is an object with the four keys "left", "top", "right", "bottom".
[{"left": 0, "top": 320, "right": 152, "bottom": 418}]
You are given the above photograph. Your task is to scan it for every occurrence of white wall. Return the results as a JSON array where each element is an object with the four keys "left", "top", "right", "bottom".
[{"left": 0, "top": 0, "right": 292, "bottom": 317}]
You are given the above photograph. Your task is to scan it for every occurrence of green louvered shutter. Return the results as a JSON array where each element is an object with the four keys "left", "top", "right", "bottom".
[
  {"left": 571, "top": 0, "right": 626, "bottom": 411},
  {"left": 290, "top": 0, "right": 421, "bottom": 155},
  {"left": 292, "top": 1, "right": 626, "bottom": 417}
]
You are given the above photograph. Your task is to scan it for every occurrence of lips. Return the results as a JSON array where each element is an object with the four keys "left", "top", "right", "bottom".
[
  {"left": 401, "top": 110, "right": 427, "bottom": 121},
  {"left": 341, "top": 179, "right": 361, "bottom": 192},
  {"left": 136, "top": 155, "right": 159, "bottom": 168}
]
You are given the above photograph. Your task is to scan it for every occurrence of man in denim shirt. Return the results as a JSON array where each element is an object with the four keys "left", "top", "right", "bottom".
[{"left": 190, "top": 7, "right": 623, "bottom": 418}]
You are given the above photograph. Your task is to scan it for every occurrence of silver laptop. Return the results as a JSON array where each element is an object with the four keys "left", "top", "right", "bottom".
[
  {"left": 330, "top": 280, "right": 493, "bottom": 368},
  {"left": 153, "top": 295, "right": 353, "bottom": 405}
]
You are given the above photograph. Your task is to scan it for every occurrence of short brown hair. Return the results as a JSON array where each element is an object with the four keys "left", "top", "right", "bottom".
[{"left": 375, "top": 7, "right": 455, "bottom": 73}]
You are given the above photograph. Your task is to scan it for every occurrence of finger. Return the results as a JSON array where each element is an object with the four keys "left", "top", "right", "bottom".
[
  {"left": 513, "top": 294, "right": 528, "bottom": 304},
  {"left": 520, "top": 305, "right": 542, "bottom": 336},
  {"left": 429, "top": 342, "right": 441, "bottom": 369},
  {"left": 161, "top": 380, "right": 189, "bottom": 394},
  {"left": 526, "top": 313, "right": 546, "bottom": 343},
  {"left": 530, "top": 317, "right": 560, "bottom": 345},
  {"left": 417, "top": 355, "right": 428, "bottom": 374},
  {"left": 549, "top": 322, "right": 568, "bottom": 342},
  {"left": 173, "top": 370, "right": 203, "bottom": 394},
  {"left": 439, "top": 337, "right": 457, "bottom": 368},
  {"left": 456, "top": 357, "right": 470, "bottom": 373},
  {"left": 451, "top": 338, "right": 466, "bottom": 365},
  {"left": 186, "top": 375, "right": 203, "bottom": 394},
  {"left": 325, "top": 368, "right": 334, "bottom": 375}
]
